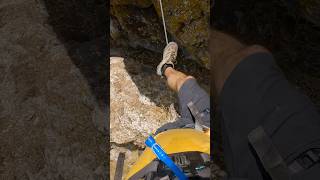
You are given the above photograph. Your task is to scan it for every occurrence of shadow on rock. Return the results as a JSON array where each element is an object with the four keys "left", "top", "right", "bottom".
[
  {"left": 123, "top": 50, "right": 177, "bottom": 109},
  {"left": 42, "top": 0, "right": 108, "bottom": 108}
]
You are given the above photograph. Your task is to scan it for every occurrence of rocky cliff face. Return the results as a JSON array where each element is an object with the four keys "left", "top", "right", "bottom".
[
  {"left": 110, "top": 2, "right": 211, "bottom": 177},
  {"left": 110, "top": 57, "right": 179, "bottom": 178},
  {"left": 0, "top": 0, "right": 107, "bottom": 179},
  {"left": 110, "top": 57, "right": 177, "bottom": 147},
  {"left": 110, "top": 0, "right": 210, "bottom": 68}
]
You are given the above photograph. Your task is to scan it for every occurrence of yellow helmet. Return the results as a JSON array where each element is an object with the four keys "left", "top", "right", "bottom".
[{"left": 126, "top": 128, "right": 210, "bottom": 180}]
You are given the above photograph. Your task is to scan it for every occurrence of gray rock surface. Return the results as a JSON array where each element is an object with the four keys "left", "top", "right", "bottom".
[
  {"left": 110, "top": 57, "right": 178, "bottom": 146},
  {"left": 109, "top": 56, "right": 179, "bottom": 178},
  {"left": 0, "top": 0, "right": 106, "bottom": 179}
]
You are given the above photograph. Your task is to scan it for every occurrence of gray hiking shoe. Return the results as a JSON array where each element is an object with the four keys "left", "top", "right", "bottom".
[{"left": 157, "top": 42, "right": 178, "bottom": 76}]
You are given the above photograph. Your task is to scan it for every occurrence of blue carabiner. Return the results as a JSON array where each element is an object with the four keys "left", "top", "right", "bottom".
[{"left": 145, "top": 135, "right": 188, "bottom": 180}]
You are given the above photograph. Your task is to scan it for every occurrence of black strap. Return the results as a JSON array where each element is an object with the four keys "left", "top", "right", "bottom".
[
  {"left": 257, "top": 103, "right": 320, "bottom": 175},
  {"left": 114, "top": 152, "right": 125, "bottom": 180},
  {"left": 248, "top": 126, "right": 291, "bottom": 180},
  {"left": 161, "top": 63, "right": 174, "bottom": 76},
  {"left": 128, "top": 152, "right": 210, "bottom": 179},
  {"left": 288, "top": 149, "right": 320, "bottom": 174},
  {"left": 128, "top": 161, "right": 159, "bottom": 180}
]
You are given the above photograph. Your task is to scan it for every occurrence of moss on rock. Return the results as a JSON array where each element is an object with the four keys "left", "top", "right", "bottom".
[{"left": 111, "top": 0, "right": 210, "bottom": 68}]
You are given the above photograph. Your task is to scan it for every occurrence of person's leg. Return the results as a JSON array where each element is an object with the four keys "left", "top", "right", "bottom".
[
  {"left": 163, "top": 67, "right": 193, "bottom": 93},
  {"left": 210, "top": 30, "right": 268, "bottom": 97},
  {"left": 211, "top": 30, "right": 320, "bottom": 179},
  {"left": 163, "top": 67, "right": 210, "bottom": 126},
  {"left": 155, "top": 42, "right": 210, "bottom": 134}
]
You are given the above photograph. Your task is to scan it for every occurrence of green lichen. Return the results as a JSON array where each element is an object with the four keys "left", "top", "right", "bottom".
[
  {"left": 112, "top": 0, "right": 210, "bottom": 68},
  {"left": 152, "top": 0, "right": 210, "bottom": 67}
]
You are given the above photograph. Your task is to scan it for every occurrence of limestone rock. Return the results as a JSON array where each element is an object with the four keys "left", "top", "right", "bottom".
[{"left": 110, "top": 57, "right": 178, "bottom": 147}]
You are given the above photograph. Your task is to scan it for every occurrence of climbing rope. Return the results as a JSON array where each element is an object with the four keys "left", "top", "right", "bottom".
[{"left": 159, "top": 0, "right": 169, "bottom": 44}]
